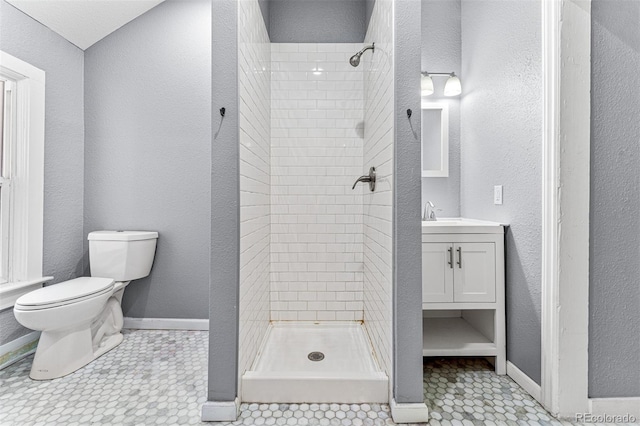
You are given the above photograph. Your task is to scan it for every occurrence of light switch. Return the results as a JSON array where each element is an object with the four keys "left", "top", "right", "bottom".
[{"left": 494, "top": 185, "right": 503, "bottom": 205}]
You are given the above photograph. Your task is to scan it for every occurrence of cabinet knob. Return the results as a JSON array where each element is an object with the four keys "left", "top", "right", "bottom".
[
  {"left": 448, "top": 247, "right": 453, "bottom": 268},
  {"left": 457, "top": 247, "right": 462, "bottom": 268}
]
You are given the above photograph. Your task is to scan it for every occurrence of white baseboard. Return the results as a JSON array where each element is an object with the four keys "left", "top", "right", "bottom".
[
  {"left": 0, "top": 331, "right": 40, "bottom": 370},
  {"left": 123, "top": 317, "right": 208, "bottom": 331},
  {"left": 201, "top": 398, "right": 239, "bottom": 422},
  {"left": 506, "top": 361, "right": 542, "bottom": 403},
  {"left": 588, "top": 397, "right": 640, "bottom": 420},
  {"left": 390, "top": 398, "right": 429, "bottom": 424}
]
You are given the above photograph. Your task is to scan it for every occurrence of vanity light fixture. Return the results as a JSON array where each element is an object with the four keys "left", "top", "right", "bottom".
[
  {"left": 421, "top": 72, "right": 462, "bottom": 97},
  {"left": 421, "top": 73, "right": 434, "bottom": 96}
]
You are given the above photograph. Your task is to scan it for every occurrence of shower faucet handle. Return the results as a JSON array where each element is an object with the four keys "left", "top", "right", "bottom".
[{"left": 352, "top": 167, "right": 376, "bottom": 191}]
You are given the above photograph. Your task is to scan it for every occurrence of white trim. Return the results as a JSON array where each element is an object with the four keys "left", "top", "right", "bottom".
[
  {"left": 541, "top": 0, "right": 560, "bottom": 412},
  {"left": 0, "top": 51, "right": 45, "bottom": 288},
  {"left": 0, "top": 276, "right": 52, "bottom": 310},
  {"left": 540, "top": 0, "right": 591, "bottom": 418},
  {"left": 589, "top": 398, "right": 640, "bottom": 419},
  {"left": 506, "top": 361, "right": 542, "bottom": 404},
  {"left": 389, "top": 398, "right": 429, "bottom": 424},
  {"left": 0, "top": 330, "right": 40, "bottom": 370},
  {"left": 201, "top": 398, "right": 240, "bottom": 422},
  {"left": 123, "top": 317, "right": 209, "bottom": 331}
]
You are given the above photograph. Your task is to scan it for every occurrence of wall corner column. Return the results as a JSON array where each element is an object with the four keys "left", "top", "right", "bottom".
[
  {"left": 203, "top": 0, "right": 240, "bottom": 421},
  {"left": 392, "top": 0, "right": 429, "bottom": 422}
]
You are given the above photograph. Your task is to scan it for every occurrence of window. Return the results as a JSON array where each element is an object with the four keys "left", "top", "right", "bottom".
[
  {"left": 0, "top": 78, "right": 8, "bottom": 283},
  {"left": 0, "top": 51, "right": 49, "bottom": 310},
  {"left": 1, "top": 77, "right": 15, "bottom": 284}
]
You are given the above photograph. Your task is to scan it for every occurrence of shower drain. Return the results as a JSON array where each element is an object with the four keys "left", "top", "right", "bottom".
[{"left": 308, "top": 351, "right": 325, "bottom": 362}]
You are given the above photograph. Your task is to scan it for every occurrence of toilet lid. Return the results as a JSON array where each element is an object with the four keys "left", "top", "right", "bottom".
[{"left": 16, "top": 277, "right": 115, "bottom": 307}]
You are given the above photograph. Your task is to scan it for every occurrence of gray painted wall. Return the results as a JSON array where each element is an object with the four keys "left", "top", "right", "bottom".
[
  {"left": 421, "top": 0, "right": 461, "bottom": 218},
  {"left": 207, "top": 0, "right": 239, "bottom": 403},
  {"left": 0, "top": 1, "right": 85, "bottom": 345},
  {"left": 365, "top": 0, "right": 376, "bottom": 31},
  {"left": 393, "top": 0, "right": 425, "bottom": 405},
  {"left": 589, "top": 0, "right": 640, "bottom": 398},
  {"left": 460, "top": 0, "right": 542, "bottom": 383},
  {"left": 268, "top": 0, "right": 366, "bottom": 43},
  {"left": 0, "top": 309, "right": 29, "bottom": 345},
  {"left": 84, "top": 0, "right": 211, "bottom": 320},
  {"left": 258, "top": 0, "right": 270, "bottom": 35}
]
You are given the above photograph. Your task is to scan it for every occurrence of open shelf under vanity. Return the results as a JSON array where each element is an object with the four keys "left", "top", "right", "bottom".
[{"left": 422, "top": 310, "right": 498, "bottom": 357}]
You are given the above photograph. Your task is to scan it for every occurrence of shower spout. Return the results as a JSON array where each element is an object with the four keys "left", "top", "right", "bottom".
[
  {"left": 352, "top": 167, "right": 376, "bottom": 191},
  {"left": 349, "top": 43, "right": 375, "bottom": 67}
]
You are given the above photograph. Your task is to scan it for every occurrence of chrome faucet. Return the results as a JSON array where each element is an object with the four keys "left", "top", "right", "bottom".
[
  {"left": 352, "top": 167, "right": 376, "bottom": 191},
  {"left": 423, "top": 201, "right": 436, "bottom": 221}
]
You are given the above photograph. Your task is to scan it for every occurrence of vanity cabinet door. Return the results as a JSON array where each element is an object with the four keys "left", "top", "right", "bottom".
[
  {"left": 453, "top": 243, "right": 496, "bottom": 303},
  {"left": 422, "top": 243, "right": 454, "bottom": 303}
]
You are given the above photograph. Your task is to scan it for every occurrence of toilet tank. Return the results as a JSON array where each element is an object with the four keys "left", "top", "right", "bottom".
[{"left": 88, "top": 231, "right": 158, "bottom": 281}]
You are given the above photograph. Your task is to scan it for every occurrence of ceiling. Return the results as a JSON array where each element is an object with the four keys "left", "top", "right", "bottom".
[{"left": 6, "top": 0, "right": 165, "bottom": 50}]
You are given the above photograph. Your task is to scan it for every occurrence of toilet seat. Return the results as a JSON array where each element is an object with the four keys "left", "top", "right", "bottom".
[{"left": 15, "top": 277, "right": 115, "bottom": 311}]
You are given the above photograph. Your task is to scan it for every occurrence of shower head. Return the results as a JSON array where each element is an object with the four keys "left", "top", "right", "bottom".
[{"left": 349, "top": 43, "right": 375, "bottom": 67}]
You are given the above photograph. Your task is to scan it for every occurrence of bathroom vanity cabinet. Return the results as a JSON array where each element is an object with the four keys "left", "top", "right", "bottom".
[{"left": 421, "top": 219, "right": 506, "bottom": 374}]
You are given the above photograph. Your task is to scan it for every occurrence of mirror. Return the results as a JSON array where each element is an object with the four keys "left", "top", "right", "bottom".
[{"left": 421, "top": 102, "right": 449, "bottom": 177}]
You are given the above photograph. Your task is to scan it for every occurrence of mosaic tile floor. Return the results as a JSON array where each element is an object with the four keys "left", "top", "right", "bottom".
[
  {"left": 0, "top": 330, "right": 635, "bottom": 425},
  {"left": 424, "top": 358, "right": 571, "bottom": 426},
  {"left": 0, "top": 330, "right": 208, "bottom": 426}
]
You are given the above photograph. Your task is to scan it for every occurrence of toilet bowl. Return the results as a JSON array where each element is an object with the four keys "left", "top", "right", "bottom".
[{"left": 13, "top": 230, "right": 158, "bottom": 380}]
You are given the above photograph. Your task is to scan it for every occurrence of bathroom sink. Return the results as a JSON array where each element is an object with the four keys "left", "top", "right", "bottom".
[
  {"left": 422, "top": 220, "right": 464, "bottom": 226},
  {"left": 422, "top": 218, "right": 505, "bottom": 234}
]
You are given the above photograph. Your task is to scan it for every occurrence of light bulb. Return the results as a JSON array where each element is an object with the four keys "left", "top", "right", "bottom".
[
  {"left": 444, "top": 74, "right": 461, "bottom": 96},
  {"left": 421, "top": 74, "right": 434, "bottom": 96}
]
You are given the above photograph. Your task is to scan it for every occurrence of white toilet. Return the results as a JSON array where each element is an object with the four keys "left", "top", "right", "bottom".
[{"left": 13, "top": 230, "right": 158, "bottom": 380}]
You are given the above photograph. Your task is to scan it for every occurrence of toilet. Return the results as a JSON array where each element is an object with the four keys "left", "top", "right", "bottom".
[{"left": 13, "top": 230, "right": 158, "bottom": 380}]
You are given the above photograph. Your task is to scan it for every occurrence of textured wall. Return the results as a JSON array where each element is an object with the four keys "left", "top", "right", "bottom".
[
  {"left": 268, "top": 0, "right": 366, "bottom": 43},
  {"left": 460, "top": 0, "right": 542, "bottom": 383},
  {"left": 208, "top": 0, "right": 239, "bottom": 404},
  {"left": 365, "top": 0, "right": 376, "bottom": 31},
  {"left": 238, "top": 0, "right": 271, "bottom": 397},
  {"left": 420, "top": 0, "right": 461, "bottom": 218},
  {"left": 362, "top": 0, "right": 394, "bottom": 400},
  {"left": 84, "top": 0, "right": 211, "bottom": 320},
  {"left": 258, "top": 0, "right": 270, "bottom": 34},
  {"left": 0, "top": 309, "right": 29, "bottom": 345},
  {"left": 589, "top": 0, "right": 640, "bottom": 398},
  {"left": 0, "top": 1, "right": 84, "bottom": 345},
  {"left": 270, "top": 43, "right": 364, "bottom": 321},
  {"left": 392, "top": 0, "right": 424, "bottom": 404}
]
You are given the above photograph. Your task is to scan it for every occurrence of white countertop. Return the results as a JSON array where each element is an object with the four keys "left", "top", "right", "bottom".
[{"left": 422, "top": 217, "right": 506, "bottom": 234}]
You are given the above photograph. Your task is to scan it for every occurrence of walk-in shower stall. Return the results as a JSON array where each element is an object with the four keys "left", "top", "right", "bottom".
[
  {"left": 237, "top": 0, "right": 394, "bottom": 403},
  {"left": 206, "top": 0, "right": 425, "bottom": 421}
]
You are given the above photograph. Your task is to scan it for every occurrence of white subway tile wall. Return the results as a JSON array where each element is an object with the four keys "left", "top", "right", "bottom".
[
  {"left": 238, "top": 0, "right": 271, "bottom": 394},
  {"left": 363, "top": 0, "right": 394, "bottom": 398},
  {"left": 270, "top": 43, "right": 365, "bottom": 321}
]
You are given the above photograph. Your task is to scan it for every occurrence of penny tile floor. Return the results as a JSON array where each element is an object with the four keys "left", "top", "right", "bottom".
[{"left": 0, "top": 330, "right": 635, "bottom": 425}]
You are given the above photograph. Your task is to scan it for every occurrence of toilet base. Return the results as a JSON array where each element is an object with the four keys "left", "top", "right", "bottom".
[
  {"left": 94, "top": 332, "right": 124, "bottom": 359},
  {"left": 30, "top": 327, "right": 125, "bottom": 381},
  {"left": 30, "top": 324, "right": 94, "bottom": 380},
  {"left": 29, "top": 293, "right": 127, "bottom": 381}
]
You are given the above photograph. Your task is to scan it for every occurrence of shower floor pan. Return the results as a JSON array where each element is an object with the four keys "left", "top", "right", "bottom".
[{"left": 242, "top": 322, "right": 388, "bottom": 403}]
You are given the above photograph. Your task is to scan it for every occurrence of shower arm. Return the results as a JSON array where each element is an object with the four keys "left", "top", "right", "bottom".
[{"left": 357, "top": 44, "right": 375, "bottom": 56}]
